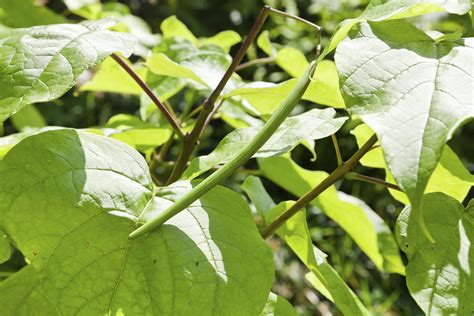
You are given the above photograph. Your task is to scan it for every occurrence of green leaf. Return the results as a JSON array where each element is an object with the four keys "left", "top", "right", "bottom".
[
  {"left": 10, "top": 104, "right": 46, "bottom": 132},
  {"left": 260, "top": 292, "right": 298, "bottom": 316},
  {"left": 397, "top": 193, "right": 474, "bottom": 314},
  {"left": 337, "top": 21, "right": 474, "bottom": 215},
  {"left": 200, "top": 30, "right": 241, "bottom": 52},
  {"left": 161, "top": 15, "right": 198, "bottom": 45},
  {"left": 64, "top": 0, "right": 99, "bottom": 11},
  {"left": 80, "top": 57, "right": 145, "bottom": 95},
  {"left": 266, "top": 201, "right": 370, "bottom": 315},
  {"left": 257, "top": 30, "right": 274, "bottom": 56},
  {"left": 321, "top": 0, "right": 472, "bottom": 58},
  {"left": 147, "top": 53, "right": 207, "bottom": 85},
  {"left": 0, "top": 129, "right": 274, "bottom": 314},
  {"left": 275, "top": 47, "right": 309, "bottom": 78},
  {"left": 352, "top": 123, "right": 474, "bottom": 204},
  {"left": 146, "top": 42, "right": 238, "bottom": 92},
  {"left": 0, "top": 20, "right": 136, "bottom": 122},
  {"left": 0, "top": 0, "right": 66, "bottom": 28},
  {"left": 259, "top": 155, "right": 405, "bottom": 274},
  {"left": 103, "top": 114, "right": 173, "bottom": 153},
  {"left": 0, "top": 229, "right": 9, "bottom": 264},
  {"left": 242, "top": 176, "right": 276, "bottom": 221},
  {"left": 0, "top": 266, "right": 56, "bottom": 313},
  {"left": 182, "top": 108, "right": 347, "bottom": 179},
  {"left": 226, "top": 60, "right": 345, "bottom": 113}
]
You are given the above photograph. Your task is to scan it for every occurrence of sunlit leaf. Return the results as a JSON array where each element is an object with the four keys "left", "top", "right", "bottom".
[
  {"left": 0, "top": 20, "right": 136, "bottom": 122},
  {"left": 259, "top": 155, "right": 405, "bottom": 274},
  {"left": 266, "top": 201, "right": 370, "bottom": 315},
  {"left": 0, "top": 129, "right": 274, "bottom": 314},
  {"left": 336, "top": 21, "right": 474, "bottom": 220},
  {"left": 182, "top": 108, "right": 346, "bottom": 179}
]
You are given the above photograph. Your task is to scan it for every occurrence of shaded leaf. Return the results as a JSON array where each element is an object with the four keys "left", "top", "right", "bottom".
[
  {"left": 0, "top": 0, "right": 66, "bottom": 28},
  {"left": 397, "top": 193, "right": 474, "bottom": 314},
  {"left": 10, "top": 105, "right": 46, "bottom": 132},
  {"left": 0, "top": 129, "right": 274, "bottom": 314}
]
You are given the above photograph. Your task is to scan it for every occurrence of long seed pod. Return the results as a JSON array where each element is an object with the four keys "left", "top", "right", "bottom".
[{"left": 129, "top": 60, "right": 318, "bottom": 239}]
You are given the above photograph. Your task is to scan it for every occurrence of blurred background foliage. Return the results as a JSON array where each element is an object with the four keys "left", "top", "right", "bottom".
[{"left": 0, "top": 0, "right": 472, "bottom": 315}]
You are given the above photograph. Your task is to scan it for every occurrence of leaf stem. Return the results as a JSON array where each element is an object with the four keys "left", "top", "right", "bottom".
[
  {"left": 331, "top": 134, "right": 342, "bottom": 166},
  {"left": 345, "top": 172, "right": 402, "bottom": 191},
  {"left": 129, "top": 61, "right": 319, "bottom": 239},
  {"left": 111, "top": 53, "right": 184, "bottom": 138},
  {"left": 236, "top": 56, "right": 275, "bottom": 71},
  {"left": 261, "top": 134, "right": 378, "bottom": 239}
]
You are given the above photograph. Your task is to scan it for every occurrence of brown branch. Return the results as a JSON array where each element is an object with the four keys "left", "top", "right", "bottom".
[
  {"left": 111, "top": 53, "right": 184, "bottom": 138},
  {"left": 345, "top": 172, "right": 402, "bottom": 191},
  {"left": 261, "top": 134, "right": 378, "bottom": 239}
]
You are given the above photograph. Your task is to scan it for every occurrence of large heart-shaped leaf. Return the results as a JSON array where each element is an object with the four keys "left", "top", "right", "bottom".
[
  {"left": 182, "top": 108, "right": 347, "bottom": 179},
  {"left": 0, "top": 20, "right": 136, "bottom": 122},
  {"left": 0, "top": 129, "right": 274, "bottom": 314},
  {"left": 397, "top": 193, "right": 474, "bottom": 314},
  {"left": 336, "top": 20, "right": 473, "bottom": 229}
]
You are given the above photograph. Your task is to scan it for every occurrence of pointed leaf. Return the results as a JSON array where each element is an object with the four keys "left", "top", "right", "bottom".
[{"left": 337, "top": 21, "right": 474, "bottom": 212}]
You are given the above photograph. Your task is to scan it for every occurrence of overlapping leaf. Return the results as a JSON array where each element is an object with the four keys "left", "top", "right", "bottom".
[
  {"left": 352, "top": 123, "right": 474, "bottom": 204},
  {"left": 266, "top": 202, "right": 370, "bottom": 315},
  {"left": 321, "top": 0, "right": 472, "bottom": 58},
  {"left": 336, "top": 20, "right": 473, "bottom": 227},
  {"left": 0, "top": 129, "right": 274, "bottom": 314},
  {"left": 182, "top": 108, "right": 347, "bottom": 179},
  {"left": 259, "top": 155, "right": 405, "bottom": 274},
  {"left": 397, "top": 193, "right": 474, "bottom": 314},
  {"left": 0, "top": 20, "right": 136, "bottom": 122}
]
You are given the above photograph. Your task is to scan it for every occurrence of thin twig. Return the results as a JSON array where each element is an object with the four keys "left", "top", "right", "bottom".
[
  {"left": 331, "top": 134, "right": 342, "bottom": 166},
  {"left": 111, "top": 53, "right": 184, "bottom": 138},
  {"left": 236, "top": 56, "right": 275, "bottom": 71},
  {"left": 345, "top": 172, "right": 402, "bottom": 191},
  {"left": 261, "top": 134, "right": 378, "bottom": 239}
]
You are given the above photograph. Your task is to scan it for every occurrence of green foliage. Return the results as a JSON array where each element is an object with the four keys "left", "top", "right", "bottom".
[
  {"left": 0, "top": 0, "right": 472, "bottom": 314},
  {"left": 183, "top": 108, "right": 346, "bottom": 179},
  {"left": 0, "top": 129, "right": 274, "bottom": 314},
  {"left": 259, "top": 155, "right": 405, "bottom": 275},
  {"left": 397, "top": 193, "right": 474, "bottom": 314},
  {"left": 0, "top": 20, "right": 135, "bottom": 122}
]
